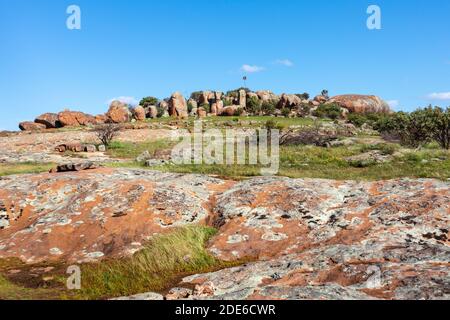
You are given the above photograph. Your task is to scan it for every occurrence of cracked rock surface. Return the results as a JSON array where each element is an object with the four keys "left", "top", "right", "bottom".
[{"left": 0, "top": 169, "right": 449, "bottom": 299}]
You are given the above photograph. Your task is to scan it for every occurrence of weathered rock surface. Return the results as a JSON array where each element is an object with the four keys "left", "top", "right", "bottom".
[
  {"left": 185, "top": 177, "right": 449, "bottom": 300},
  {"left": 168, "top": 92, "right": 188, "bottom": 118},
  {"left": 221, "top": 106, "right": 238, "bottom": 117},
  {"left": 278, "top": 94, "right": 302, "bottom": 109},
  {"left": 147, "top": 105, "right": 159, "bottom": 119},
  {"left": 256, "top": 91, "right": 278, "bottom": 102},
  {"left": 0, "top": 170, "right": 448, "bottom": 300},
  {"left": 58, "top": 111, "right": 97, "bottom": 127},
  {"left": 51, "top": 162, "right": 98, "bottom": 173},
  {"left": 327, "top": 95, "right": 391, "bottom": 114},
  {"left": 35, "top": 113, "right": 61, "bottom": 129},
  {"left": 0, "top": 169, "right": 226, "bottom": 263},
  {"left": 133, "top": 106, "right": 146, "bottom": 121},
  {"left": 106, "top": 101, "right": 131, "bottom": 124},
  {"left": 19, "top": 122, "right": 46, "bottom": 131}
]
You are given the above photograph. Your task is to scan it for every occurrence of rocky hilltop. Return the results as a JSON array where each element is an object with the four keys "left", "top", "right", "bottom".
[
  {"left": 0, "top": 169, "right": 448, "bottom": 300},
  {"left": 18, "top": 90, "right": 392, "bottom": 131}
]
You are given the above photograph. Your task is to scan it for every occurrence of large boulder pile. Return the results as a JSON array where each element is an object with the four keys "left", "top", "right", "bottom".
[
  {"left": 58, "top": 111, "right": 97, "bottom": 127},
  {"left": 17, "top": 90, "right": 393, "bottom": 131},
  {"left": 278, "top": 94, "right": 303, "bottom": 109},
  {"left": 18, "top": 122, "right": 47, "bottom": 131},
  {"left": 326, "top": 95, "right": 391, "bottom": 114},
  {"left": 35, "top": 113, "right": 61, "bottom": 129}
]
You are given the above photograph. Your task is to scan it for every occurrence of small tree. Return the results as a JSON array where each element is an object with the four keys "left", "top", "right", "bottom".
[
  {"left": 313, "top": 103, "right": 342, "bottom": 120},
  {"left": 261, "top": 100, "right": 276, "bottom": 115},
  {"left": 139, "top": 97, "right": 159, "bottom": 108},
  {"left": 295, "top": 93, "right": 310, "bottom": 100},
  {"left": 426, "top": 106, "right": 450, "bottom": 149},
  {"left": 199, "top": 103, "right": 211, "bottom": 113},
  {"left": 95, "top": 123, "right": 120, "bottom": 148},
  {"left": 281, "top": 108, "right": 291, "bottom": 118},
  {"left": 246, "top": 96, "right": 261, "bottom": 115}
]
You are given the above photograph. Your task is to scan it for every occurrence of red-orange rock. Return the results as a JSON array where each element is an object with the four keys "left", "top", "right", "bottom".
[
  {"left": 95, "top": 114, "right": 108, "bottom": 124},
  {"left": 35, "top": 113, "right": 60, "bottom": 129},
  {"left": 197, "top": 107, "right": 207, "bottom": 118},
  {"left": 168, "top": 92, "right": 188, "bottom": 118},
  {"left": 106, "top": 101, "right": 131, "bottom": 123},
  {"left": 58, "top": 111, "right": 96, "bottom": 127},
  {"left": 221, "top": 106, "right": 238, "bottom": 116},
  {"left": 19, "top": 121, "right": 46, "bottom": 131},
  {"left": 133, "top": 106, "right": 146, "bottom": 121},
  {"left": 327, "top": 95, "right": 391, "bottom": 114}
]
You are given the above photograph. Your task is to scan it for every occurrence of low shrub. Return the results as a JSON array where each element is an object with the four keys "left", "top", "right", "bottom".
[
  {"left": 261, "top": 100, "right": 277, "bottom": 115},
  {"left": 199, "top": 103, "right": 211, "bottom": 113},
  {"left": 377, "top": 106, "right": 450, "bottom": 149},
  {"left": 313, "top": 103, "right": 342, "bottom": 120},
  {"left": 281, "top": 108, "right": 291, "bottom": 118},
  {"left": 246, "top": 96, "right": 261, "bottom": 115}
]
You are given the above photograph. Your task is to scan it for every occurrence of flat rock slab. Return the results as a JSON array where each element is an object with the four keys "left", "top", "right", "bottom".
[
  {"left": 0, "top": 169, "right": 449, "bottom": 300},
  {"left": 0, "top": 168, "right": 226, "bottom": 263}
]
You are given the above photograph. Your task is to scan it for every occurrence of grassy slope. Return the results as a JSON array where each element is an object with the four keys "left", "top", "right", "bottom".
[{"left": 107, "top": 140, "right": 450, "bottom": 181}]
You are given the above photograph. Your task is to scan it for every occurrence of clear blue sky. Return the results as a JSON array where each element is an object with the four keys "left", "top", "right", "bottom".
[{"left": 1, "top": 0, "right": 449, "bottom": 130}]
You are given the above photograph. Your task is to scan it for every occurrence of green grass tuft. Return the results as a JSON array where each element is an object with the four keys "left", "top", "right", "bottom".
[
  {"left": 76, "top": 226, "right": 238, "bottom": 300},
  {"left": 0, "top": 162, "right": 54, "bottom": 177}
]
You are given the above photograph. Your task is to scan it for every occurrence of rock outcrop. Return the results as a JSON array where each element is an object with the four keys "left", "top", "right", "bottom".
[
  {"left": 168, "top": 92, "right": 188, "bottom": 118},
  {"left": 106, "top": 101, "right": 131, "bottom": 123},
  {"left": 0, "top": 169, "right": 226, "bottom": 263},
  {"left": 278, "top": 94, "right": 303, "bottom": 109},
  {"left": 58, "top": 111, "right": 97, "bottom": 127},
  {"left": 19, "top": 122, "right": 46, "bottom": 131},
  {"left": 133, "top": 106, "right": 146, "bottom": 121},
  {"left": 0, "top": 170, "right": 448, "bottom": 300},
  {"left": 327, "top": 95, "right": 391, "bottom": 114},
  {"left": 35, "top": 113, "right": 61, "bottom": 129}
]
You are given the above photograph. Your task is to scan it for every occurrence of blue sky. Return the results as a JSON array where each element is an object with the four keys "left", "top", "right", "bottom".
[{"left": 0, "top": 0, "right": 449, "bottom": 130}]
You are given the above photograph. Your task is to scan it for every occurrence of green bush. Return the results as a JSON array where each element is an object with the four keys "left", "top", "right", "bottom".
[
  {"left": 377, "top": 106, "right": 450, "bottom": 149},
  {"left": 347, "top": 113, "right": 386, "bottom": 128},
  {"left": 426, "top": 106, "right": 450, "bottom": 149},
  {"left": 156, "top": 105, "right": 165, "bottom": 118},
  {"left": 295, "top": 93, "right": 310, "bottom": 100},
  {"left": 190, "top": 91, "right": 203, "bottom": 101},
  {"left": 261, "top": 100, "right": 277, "bottom": 115},
  {"left": 187, "top": 101, "right": 195, "bottom": 113},
  {"left": 281, "top": 108, "right": 291, "bottom": 118},
  {"left": 223, "top": 99, "right": 233, "bottom": 107},
  {"left": 234, "top": 107, "right": 244, "bottom": 116},
  {"left": 298, "top": 103, "right": 311, "bottom": 117},
  {"left": 199, "top": 103, "right": 211, "bottom": 113},
  {"left": 313, "top": 103, "right": 342, "bottom": 120},
  {"left": 246, "top": 96, "right": 261, "bottom": 115},
  {"left": 378, "top": 110, "right": 429, "bottom": 147},
  {"left": 139, "top": 97, "right": 159, "bottom": 108}
]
